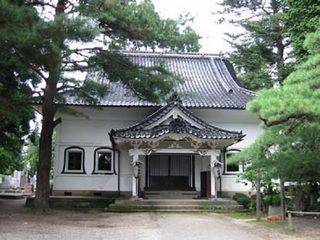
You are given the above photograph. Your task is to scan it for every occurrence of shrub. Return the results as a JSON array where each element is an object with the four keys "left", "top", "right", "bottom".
[{"left": 233, "top": 193, "right": 251, "bottom": 209}]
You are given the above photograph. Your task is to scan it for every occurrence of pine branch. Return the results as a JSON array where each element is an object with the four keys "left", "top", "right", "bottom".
[
  {"left": 260, "top": 113, "right": 317, "bottom": 128},
  {"left": 28, "top": 63, "right": 48, "bottom": 81},
  {"left": 53, "top": 117, "right": 62, "bottom": 128}
]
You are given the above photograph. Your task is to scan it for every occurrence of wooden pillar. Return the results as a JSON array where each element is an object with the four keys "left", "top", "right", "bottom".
[
  {"left": 210, "top": 162, "right": 216, "bottom": 199},
  {"left": 209, "top": 150, "right": 221, "bottom": 199},
  {"left": 129, "top": 148, "right": 139, "bottom": 199}
]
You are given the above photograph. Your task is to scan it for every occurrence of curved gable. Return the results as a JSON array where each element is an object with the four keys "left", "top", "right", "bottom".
[{"left": 110, "top": 97, "right": 245, "bottom": 149}]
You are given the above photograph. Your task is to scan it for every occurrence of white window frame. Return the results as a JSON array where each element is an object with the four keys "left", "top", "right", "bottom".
[
  {"left": 224, "top": 149, "right": 241, "bottom": 175},
  {"left": 62, "top": 147, "right": 86, "bottom": 174},
  {"left": 92, "top": 147, "right": 114, "bottom": 174}
]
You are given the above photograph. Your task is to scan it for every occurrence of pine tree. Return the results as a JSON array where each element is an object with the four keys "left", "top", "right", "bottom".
[
  {"left": 217, "top": 0, "right": 292, "bottom": 90},
  {"left": 285, "top": 0, "right": 320, "bottom": 62},
  {"left": 232, "top": 28, "right": 320, "bottom": 190},
  {"left": 1, "top": 0, "right": 200, "bottom": 209},
  {"left": 0, "top": 0, "right": 37, "bottom": 174}
]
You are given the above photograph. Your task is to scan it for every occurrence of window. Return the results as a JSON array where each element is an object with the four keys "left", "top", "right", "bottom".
[
  {"left": 224, "top": 149, "right": 241, "bottom": 174},
  {"left": 62, "top": 147, "right": 86, "bottom": 174},
  {"left": 68, "top": 151, "right": 82, "bottom": 170},
  {"left": 98, "top": 152, "right": 112, "bottom": 171},
  {"left": 92, "top": 147, "right": 115, "bottom": 174}
]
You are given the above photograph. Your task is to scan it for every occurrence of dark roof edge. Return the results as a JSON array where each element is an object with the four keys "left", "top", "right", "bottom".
[
  {"left": 111, "top": 100, "right": 244, "bottom": 137},
  {"left": 120, "top": 50, "right": 224, "bottom": 59},
  {"left": 221, "top": 58, "right": 256, "bottom": 96},
  {"left": 48, "top": 102, "right": 248, "bottom": 110}
]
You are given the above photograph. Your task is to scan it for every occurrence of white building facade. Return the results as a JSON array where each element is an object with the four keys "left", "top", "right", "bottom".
[{"left": 51, "top": 52, "right": 261, "bottom": 198}]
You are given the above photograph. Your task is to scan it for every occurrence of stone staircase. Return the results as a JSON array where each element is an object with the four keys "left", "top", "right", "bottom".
[
  {"left": 105, "top": 198, "right": 244, "bottom": 213},
  {"left": 22, "top": 190, "right": 244, "bottom": 212},
  {"left": 144, "top": 190, "right": 198, "bottom": 199}
]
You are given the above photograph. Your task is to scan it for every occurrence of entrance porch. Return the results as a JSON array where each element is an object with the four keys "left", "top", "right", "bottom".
[
  {"left": 128, "top": 148, "right": 223, "bottom": 200},
  {"left": 109, "top": 96, "right": 245, "bottom": 200}
]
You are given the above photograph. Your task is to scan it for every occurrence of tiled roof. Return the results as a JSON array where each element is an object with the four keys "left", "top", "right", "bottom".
[
  {"left": 67, "top": 51, "right": 255, "bottom": 109},
  {"left": 110, "top": 97, "right": 245, "bottom": 141}
]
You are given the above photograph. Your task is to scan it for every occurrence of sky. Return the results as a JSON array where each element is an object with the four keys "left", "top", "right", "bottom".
[{"left": 152, "top": 0, "right": 236, "bottom": 53}]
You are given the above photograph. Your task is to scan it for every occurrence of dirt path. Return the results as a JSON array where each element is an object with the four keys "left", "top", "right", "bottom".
[{"left": 0, "top": 198, "right": 319, "bottom": 240}]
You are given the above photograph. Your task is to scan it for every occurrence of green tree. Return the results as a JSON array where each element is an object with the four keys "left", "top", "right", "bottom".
[
  {"left": 2, "top": 0, "right": 200, "bottom": 209},
  {"left": 247, "top": 28, "right": 320, "bottom": 181},
  {"left": 285, "top": 0, "right": 320, "bottom": 62},
  {"left": 23, "top": 125, "right": 56, "bottom": 184},
  {"left": 23, "top": 124, "right": 41, "bottom": 177},
  {"left": 231, "top": 28, "right": 320, "bottom": 211},
  {"left": 0, "top": 0, "right": 37, "bottom": 174},
  {"left": 217, "top": 0, "right": 292, "bottom": 90}
]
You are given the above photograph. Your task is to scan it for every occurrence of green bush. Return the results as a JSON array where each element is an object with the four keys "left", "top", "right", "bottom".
[
  {"left": 233, "top": 193, "right": 251, "bottom": 209},
  {"left": 262, "top": 182, "right": 281, "bottom": 206}
]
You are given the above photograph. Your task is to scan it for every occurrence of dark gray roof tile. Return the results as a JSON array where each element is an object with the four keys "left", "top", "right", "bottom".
[{"left": 66, "top": 51, "right": 255, "bottom": 109}]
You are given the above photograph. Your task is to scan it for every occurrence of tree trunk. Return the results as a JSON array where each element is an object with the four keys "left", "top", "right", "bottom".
[
  {"left": 256, "top": 167, "right": 262, "bottom": 221},
  {"left": 280, "top": 178, "right": 286, "bottom": 220},
  {"left": 34, "top": 115, "right": 54, "bottom": 209},
  {"left": 34, "top": 0, "right": 64, "bottom": 211},
  {"left": 34, "top": 60, "right": 60, "bottom": 210},
  {"left": 34, "top": 92, "right": 56, "bottom": 210}
]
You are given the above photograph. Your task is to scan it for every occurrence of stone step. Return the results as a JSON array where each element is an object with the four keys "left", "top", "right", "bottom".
[
  {"left": 144, "top": 191, "right": 198, "bottom": 199},
  {"left": 47, "top": 196, "right": 115, "bottom": 209},
  {"left": 113, "top": 199, "right": 239, "bottom": 206},
  {"left": 107, "top": 204, "right": 243, "bottom": 210},
  {"left": 105, "top": 199, "right": 244, "bottom": 213},
  {"left": 105, "top": 208, "right": 242, "bottom": 213}
]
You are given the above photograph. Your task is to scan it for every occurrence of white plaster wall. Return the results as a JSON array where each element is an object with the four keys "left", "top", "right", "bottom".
[
  {"left": 54, "top": 175, "right": 118, "bottom": 191},
  {"left": 53, "top": 107, "right": 154, "bottom": 192},
  {"left": 194, "top": 155, "right": 210, "bottom": 191},
  {"left": 193, "top": 156, "right": 252, "bottom": 195},
  {"left": 221, "top": 175, "right": 252, "bottom": 194},
  {"left": 192, "top": 108, "right": 263, "bottom": 150},
  {"left": 53, "top": 106, "right": 260, "bottom": 194}
]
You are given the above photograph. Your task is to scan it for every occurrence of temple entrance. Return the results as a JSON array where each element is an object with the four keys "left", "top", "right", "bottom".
[{"left": 146, "top": 154, "right": 194, "bottom": 190}]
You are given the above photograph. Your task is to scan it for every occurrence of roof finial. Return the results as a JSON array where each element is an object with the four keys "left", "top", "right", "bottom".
[{"left": 169, "top": 92, "right": 182, "bottom": 104}]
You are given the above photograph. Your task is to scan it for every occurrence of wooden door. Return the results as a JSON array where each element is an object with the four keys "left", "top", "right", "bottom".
[
  {"left": 200, "top": 171, "right": 211, "bottom": 198},
  {"left": 147, "top": 155, "right": 192, "bottom": 190}
]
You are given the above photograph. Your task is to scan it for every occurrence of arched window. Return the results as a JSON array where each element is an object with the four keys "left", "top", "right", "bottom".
[
  {"left": 92, "top": 147, "right": 117, "bottom": 175},
  {"left": 224, "top": 149, "right": 241, "bottom": 174},
  {"left": 62, "top": 146, "right": 86, "bottom": 174}
]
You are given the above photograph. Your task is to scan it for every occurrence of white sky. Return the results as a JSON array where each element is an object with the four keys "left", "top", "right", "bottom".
[{"left": 152, "top": 0, "right": 236, "bottom": 53}]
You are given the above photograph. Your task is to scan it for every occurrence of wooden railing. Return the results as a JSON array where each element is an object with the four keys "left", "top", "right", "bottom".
[{"left": 287, "top": 211, "right": 320, "bottom": 230}]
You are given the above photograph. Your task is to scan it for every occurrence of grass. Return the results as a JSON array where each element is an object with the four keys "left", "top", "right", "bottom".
[
  {"left": 223, "top": 210, "right": 258, "bottom": 219},
  {"left": 223, "top": 211, "right": 284, "bottom": 229},
  {"left": 250, "top": 220, "right": 283, "bottom": 228}
]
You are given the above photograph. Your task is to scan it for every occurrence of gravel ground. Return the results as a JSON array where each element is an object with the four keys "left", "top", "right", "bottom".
[{"left": 0, "top": 198, "right": 320, "bottom": 240}]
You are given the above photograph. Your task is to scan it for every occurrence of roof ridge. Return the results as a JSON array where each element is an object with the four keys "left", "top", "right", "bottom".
[{"left": 119, "top": 50, "right": 224, "bottom": 59}]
